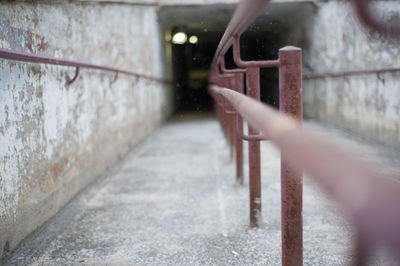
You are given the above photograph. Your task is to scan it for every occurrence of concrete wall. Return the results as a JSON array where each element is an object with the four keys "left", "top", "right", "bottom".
[
  {"left": 303, "top": 0, "right": 400, "bottom": 147},
  {"left": 0, "top": 2, "right": 172, "bottom": 258}
]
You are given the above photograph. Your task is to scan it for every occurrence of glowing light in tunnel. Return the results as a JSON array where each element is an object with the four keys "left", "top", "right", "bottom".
[
  {"left": 189, "top": 35, "right": 198, "bottom": 44},
  {"left": 172, "top": 32, "right": 187, "bottom": 44}
]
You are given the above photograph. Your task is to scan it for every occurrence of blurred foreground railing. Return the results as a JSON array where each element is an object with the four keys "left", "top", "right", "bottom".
[
  {"left": 209, "top": 84, "right": 400, "bottom": 265},
  {"left": 208, "top": 0, "right": 400, "bottom": 265}
]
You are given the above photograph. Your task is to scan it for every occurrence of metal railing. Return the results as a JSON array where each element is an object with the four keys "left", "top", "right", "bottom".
[
  {"left": 0, "top": 48, "right": 170, "bottom": 86},
  {"left": 304, "top": 67, "right": 400, "bottom": 80},
  {"left": 208, "top": 0, "right": 400, "bottom": 265},
  {"left": 210, "top": 84, "right": 400, "bottom": 265}
]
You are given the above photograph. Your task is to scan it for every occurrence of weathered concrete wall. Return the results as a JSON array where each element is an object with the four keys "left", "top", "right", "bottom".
[
  {"left": 0, "top": 2, "right": 172, "bottom": 258},
  {"left": 303, "top": 0, "right": 400, "bottom": 147}
]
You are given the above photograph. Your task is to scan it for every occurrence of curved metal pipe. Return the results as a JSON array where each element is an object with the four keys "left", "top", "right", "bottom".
[
  {"left": 352, "top": 0, "right": 400, "bottom": 39},
  {"left": 232, "top": 35, "right": 279, "bottom": 68}
]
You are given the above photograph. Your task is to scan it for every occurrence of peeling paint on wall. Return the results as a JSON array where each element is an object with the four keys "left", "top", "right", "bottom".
[{"left": 0, "top": 2, "right": 171, "bottom": 258}]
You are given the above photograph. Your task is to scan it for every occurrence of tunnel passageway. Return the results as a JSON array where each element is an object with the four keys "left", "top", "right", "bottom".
[
  {"left": 160, "top": 2, "right": 314, "bottom": 112},
  {"left": 1, "top": 0, "right": 400, "bottom": 263},
  {"left": 5, "top": 114, "right": 399, "bottom": 265}
]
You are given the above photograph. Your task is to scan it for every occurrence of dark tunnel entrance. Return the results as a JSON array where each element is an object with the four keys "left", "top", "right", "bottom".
[
  {"left": 159, "top": 2, "right": 315, "bottom": 113},
  {"left": 171, "top": 29, "right": 218, "bottom": 111}
]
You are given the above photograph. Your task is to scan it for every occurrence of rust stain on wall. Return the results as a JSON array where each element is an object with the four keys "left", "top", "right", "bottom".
[{"left": 26, "top": 31, "right": 49, "bottom": 53}]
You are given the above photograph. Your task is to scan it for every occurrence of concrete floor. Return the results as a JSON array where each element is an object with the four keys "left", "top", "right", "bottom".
[{"left": 3, "top": 114, "right": 400, "bottom": 265}]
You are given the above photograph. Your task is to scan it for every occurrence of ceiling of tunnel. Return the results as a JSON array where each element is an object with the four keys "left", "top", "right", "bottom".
[
  {"left": 161, "top": 1, "right": 316, "bottom": 112},
  {"left": 158, "top": 2, "right": 316, "bottom": 38}
]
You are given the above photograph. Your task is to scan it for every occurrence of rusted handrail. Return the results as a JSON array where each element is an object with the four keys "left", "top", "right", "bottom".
[
  {"left": 209, "top": 0, "right": 400, "bottom": 264},
  {"left": 304, "top": 67, "right": 400, "bottom": 80},
  {"left": 209, "top": 1, "right": 303, "bottom": 264},
  {"left": 210, "top": 0, "right": 270, "bottom": 69},
  {"left": 210, "top": 84, "right": 400, "bottom": 262},
  {"left": 0, "top": 48, "right": 170, "bottom": 85}
]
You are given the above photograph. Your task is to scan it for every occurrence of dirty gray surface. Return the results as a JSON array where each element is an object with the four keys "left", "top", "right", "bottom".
[
  {"left": 0, "top": 2, "right": 170, "bottom": 257},
  {"left": 3, "top": 114, "right": 400, "bottom": 265}
]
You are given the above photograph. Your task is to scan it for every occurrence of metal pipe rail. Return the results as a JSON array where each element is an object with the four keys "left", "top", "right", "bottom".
[
  {"left": 210, "top": 45, "right": 303, "bottom": 265},
  {"left": 210, "top": 84, "right": 400, "bottom": 264},
  {"left": 211, "top": 0, "right": 400, "bottom": 72},
  {"left": 209, "top": 1, "right": 303, "bottom": 264},
  {"left": 210, "top": 0, "right": 270, "bottom": 69},
  {"left": 0, "top": 48, "right": 170, "bottom": 85},
  {"left": 304, "top": 67, "right": 400, "bottom": 80},
  {"left": 208, "top": 0, "right": 400, "bottom": 265}
]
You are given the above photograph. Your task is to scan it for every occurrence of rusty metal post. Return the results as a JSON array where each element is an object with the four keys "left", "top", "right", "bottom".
[
  {"left": 218, "top": 57, "right": 245, "bottom": 183},
  {"left": 219, "top": 79, "right": 227, "bottom": 143},
  {"left": 246, "top": 67, "right": 262, "bottom": 228},
  {"left": 218, "top": 79, "right": 229, "bottom": 142},
  {"left": 228, "top": 77, "right": 236, "bottom": 159},
  {"left": 353, "top": 233, "right": 370, "bottom": 266},
  {"left": 279, "top": 46, "right": 303, "bottom": 266},
  {"left": 212, "top": 84, "right": 400, "bottom": 262},
  {"left": 235, "top": 73, "right": 244, "bottom": 184},
  {"left": 215, "top": 94, "right": 223, "bottom": 130}
]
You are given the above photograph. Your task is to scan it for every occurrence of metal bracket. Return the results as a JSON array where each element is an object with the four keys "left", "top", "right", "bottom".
[{"left": 65, "top": 66, "right": 79, "bottom": 86}]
